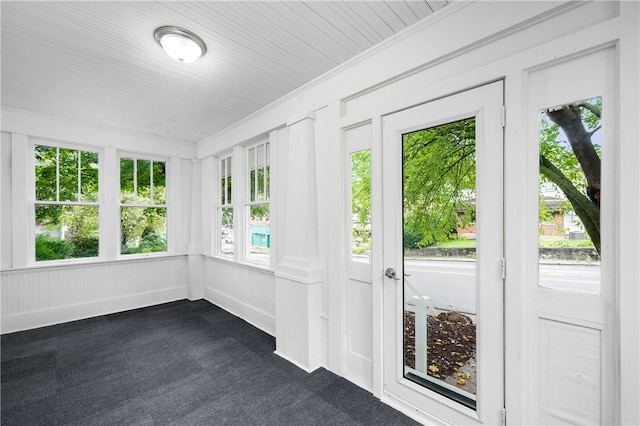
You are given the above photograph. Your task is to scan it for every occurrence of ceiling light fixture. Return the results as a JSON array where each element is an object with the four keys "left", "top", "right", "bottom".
[{"left": 154, "top": 26, "right": 206, "bottom": 64}]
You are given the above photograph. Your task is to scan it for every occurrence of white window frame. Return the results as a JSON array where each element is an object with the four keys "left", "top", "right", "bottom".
[
  {"left": 244, "top": 140, "right": 271, "bottom": 266},
  {"left": 213, "top": 138, "right": 274, "bottom": 268},
  {"left": 216, "top": 154, "right": 234, "bottom": 258},
  {"left": 30, "top": 140, "right": 102, "bottom": 265},
  {"left": 118, "top": 153, "right": 169, "bottom": 257}
]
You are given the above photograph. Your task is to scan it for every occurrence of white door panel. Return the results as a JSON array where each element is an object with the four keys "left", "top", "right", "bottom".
[
  {"left": 382, "top": 82, "right": 504, "bottom": 425},
  {"left": 525, "top": 47, "right": 616, "bottom": 425}
]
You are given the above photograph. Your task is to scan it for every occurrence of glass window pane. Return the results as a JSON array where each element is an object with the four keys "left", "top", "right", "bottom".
[
  {"left": 351, "top": 150, "right": 371, "bottom": 263},
  {"left": 137, "top": 159, "right": 151, "bottom": 204},
  {"left": 221, "top": 174, "right": 226, "bottom": 205},
  {"left": 80, "top": 151, "right": 99, "bottom": 202},
  {"left": 265, "top": 142, "right": 271, "bottom": 200},
  {"left": 402, "top": 117, "right": 477, "bottom": 406},
  {"left": 120, "top": 158, "right": 135, "bottom": 204},
  {"left": 257, "top": 166, "right": 266, "bottom": 201},
  {"left": 120, "top": 207, "right": 167, "bottom": 254},
  {"left": 35, "top": 205, "right": 99, "bottom": 260},
  {"left": 227, "top": 158, "right": 233, "bottom": 204},
  {"left": 538, "top": 98, "right": 602, "bottom": 295},
  {"left": 247, "top": 204, "right": 270, "bottom": 265},
  {"left": 265, "top": 165, "right": 270, "bottom": 200},
  {"left": 257, "top": 144, "right": 265, "bottom": 168},
  {"left": 35, "top": 145, "right": 57, "bottom": 201},
  {"left": 219, "top": 207, "right": 233, "bottom": 256},
  {"left": 220, "top": 157, "right": 232, "bottom": 205},
  {"left": 249, "top": 168, "right": 256, "bottom": 202},
  {"left": 58, "top": 148, "right": 78, "bottom": 202},
  {"left": 152, "top": 161, "right": 166, "bottom": 205}
]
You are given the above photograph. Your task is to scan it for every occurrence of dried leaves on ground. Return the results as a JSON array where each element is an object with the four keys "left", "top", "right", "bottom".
[{"left": 404, "top": 311, "right": 476, "bottom": 380}]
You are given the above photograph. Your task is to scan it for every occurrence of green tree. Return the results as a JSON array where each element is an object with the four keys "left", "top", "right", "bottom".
[
  {"left": 119, "top": 157, "right": 167, "bottom": 254},
  {"left": 34, "top": 145, "right": 100, "bottom": 260},
  {"left": 351, "top": 150, "right": 371, "bottom": 251},
  {"left": 402, "top": 118, "right": 477, "bottom": 247},
  {"left": 540, "top": 99, "right": 601, "bottom": 254}
]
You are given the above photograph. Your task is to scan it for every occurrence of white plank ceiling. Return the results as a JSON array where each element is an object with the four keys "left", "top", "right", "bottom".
[{"left": 1, "top": 1, "right": 449, "bottom": 143}]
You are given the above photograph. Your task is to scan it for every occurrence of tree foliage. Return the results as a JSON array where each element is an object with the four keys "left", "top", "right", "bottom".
[
  {"left": 35, "top": 146, "right": 100, "bottom": 260},
  {"left": 351, "top": 150, "right": 372, "bottom": 252},
  {"left": 402, "top": 118, "right": 477, "bottom": 247},
  {"left": 346, "top": 99, "right": 602, "bottom": 255},
  {"left": 119, "top": 158, "right": 167, "bottom": 254},
  {"left": 540, "top": 98, "right": 601, "bottom": 254}
]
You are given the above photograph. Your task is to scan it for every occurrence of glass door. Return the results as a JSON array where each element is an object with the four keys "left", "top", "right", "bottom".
[{"left": 382, "top": 82, "right": 504, "bottom": 425}]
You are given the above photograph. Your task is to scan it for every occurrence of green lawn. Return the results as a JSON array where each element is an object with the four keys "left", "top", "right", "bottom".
[
  {"left": 538, "top": 238, "right": 595, "bottom": 248},
  {"left": 432, "top": 239, "right": 476, "bottom": 248},
  {"left": 430, "top": 238, "right": 594, "bottom": 249}
]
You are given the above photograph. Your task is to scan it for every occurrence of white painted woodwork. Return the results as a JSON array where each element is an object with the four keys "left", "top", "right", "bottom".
[
  {"left": 101, "top": 148, "right": 120, "bottom": 259},
  {"left": 1, "top": 2, "right": 639, "bottom": 425},
  {"left": 524, "top": 47, "right": 617, "bottom": 425},
  {"left": 199, "top": 156, "right": 216, "bottom": 257},
  {"left": 382, "top": 82, "right": 504, "bottom": 425},
  {"left": 1, "top": 108, "right": 196, "bottom": 160},
  {"left": 1, "top": 256, "right": 188, "bottom": 333},
  {"left": 187, "top": 159, "right": 205, "bottom": 301},
  {"left": 1, "top": 132, "right": 13, "bottom": 268},
  {"left": 274, "top": 112, "right": 323, "bottom": 372},
  {"left": 313, "top": 103, "right": 345, "bottom": 372},
  {"left": 274, "top": 275, "right": 322, "bottom": 372},
  {"left": 342, "top": 121, "right": 374, "bottom": 392},
  {"left": 203, "top": 256, "right": 275, "bottom": 336},
  {"left": 276, "top": 112, "right": 321, "bottom": 283},
  {"left": 345, "top": 277, "right": 373, "bottom": 391},
  {"left": 10, "top": 134, "right": 29, "bottom": 268},
  {"left": 617, "top": 4, "right": 640, "bottom": 424},
  {"left": 198, "top": 1, "right": 568, "bottom": 157},
  {"left": 0, "top": 1, "right": 445, "bottom": 143}
]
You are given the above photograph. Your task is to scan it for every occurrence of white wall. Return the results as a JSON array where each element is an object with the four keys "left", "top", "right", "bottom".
[
  {"left": 203, "top": 256, "right": 275, "bottom": 335},
  {"left": 1, "top": 1, "right": 638, "bottom": 424},
  {"left": 1, "top": 257, "right": 188, "bottom": 333},
  {"left": 1, "top": 112, "right": 196, "bottom": 333},
  {"left": 197, "top": 1, "right": 639, "bottom": 424}
]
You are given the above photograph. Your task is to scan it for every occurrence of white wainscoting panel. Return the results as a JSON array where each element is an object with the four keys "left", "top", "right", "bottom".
[
  {"left": 538, "top": 318, "right": 602, "bottom": 425},
  {"left": 1, "top": 256, "right": 188, "bottom": 333},
  {"left": 345, "top": 277, "right": 373, "bottom": 391},
  {"left": 203, "top": 257, "right": 275, "bottom": 336}
]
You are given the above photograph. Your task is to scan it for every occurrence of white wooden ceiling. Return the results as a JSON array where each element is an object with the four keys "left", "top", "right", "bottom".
[{"left": 1, "top": 1, "right": 449, "bottom": 143}]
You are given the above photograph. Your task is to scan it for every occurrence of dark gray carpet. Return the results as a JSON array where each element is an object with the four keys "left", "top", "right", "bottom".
[{"left": 1, "top": 299, "right": 420, "bottom": 425}]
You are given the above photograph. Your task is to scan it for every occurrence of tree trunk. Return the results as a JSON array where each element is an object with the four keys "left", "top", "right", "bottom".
[
  {"left": 546, "top": 105, "right": 601, "bottom": 209},
  {"left": 540, "top": 155, "right": 601, "bottom": 255}
]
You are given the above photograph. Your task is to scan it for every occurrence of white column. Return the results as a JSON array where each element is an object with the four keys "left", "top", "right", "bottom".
[
  {"left": 11, "top": 133, "right": 29, "bottom": 268},
  {"left": 101, "top": 147, "right": 119, "bottom": 260},
  {"left": 187, "top": 159, "right": 204, "bottom": 300},
  {"left": 274, "top": 111, "right": 323, "bottom": 372}
]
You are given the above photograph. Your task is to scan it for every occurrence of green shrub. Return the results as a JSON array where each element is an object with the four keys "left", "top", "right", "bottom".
[
  {"left": 139, "top": 233, "right": 167, "bottom": 253},
  {"left": 71, "top": 237, "right": 99, "bottom": 258},
  {"left": 121, "top": 232, "right": 167, "bottom": 254},
  {"left": 35, "top": 234, "right": 75, "bottom": 261},
  {"left": 403, "top": 229, "right": 424, "bottom": 249}
]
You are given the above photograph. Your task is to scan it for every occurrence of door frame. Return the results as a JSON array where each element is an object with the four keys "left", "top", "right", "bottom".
[
  {"left": 379, "top": 81, "right": 505, "bottom": 425},
  {"left": 521, "top": 46, "right": 617, "bottom": 425}
]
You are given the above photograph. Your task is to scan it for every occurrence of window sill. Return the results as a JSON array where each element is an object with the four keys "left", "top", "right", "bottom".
[
  {"left": 203, "top": 254, "right": 274, "bottom": 275},
  {"left": 1, "top": 254, "right": 187, "bottom": 273}
]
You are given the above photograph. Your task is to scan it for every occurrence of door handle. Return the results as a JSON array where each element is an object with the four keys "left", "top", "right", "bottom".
[{"left": 385, "top": 267, "right": 401, "bottom": 280}]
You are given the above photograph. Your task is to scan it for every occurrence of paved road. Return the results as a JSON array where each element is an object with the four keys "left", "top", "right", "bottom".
[{"left": 403, "top": 259, "right": 601, "bottom": 314}]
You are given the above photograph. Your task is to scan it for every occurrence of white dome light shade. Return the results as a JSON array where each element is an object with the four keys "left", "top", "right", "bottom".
[{"left": 154, "top": 26, "right": 206, "bottom": 64}]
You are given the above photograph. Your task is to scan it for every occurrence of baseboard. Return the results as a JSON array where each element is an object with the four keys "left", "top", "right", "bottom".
[
  {"left": 1, "top": 286, "right": 188, "bottom": 334},
  {"left": 204, "top": 287, "right": 275, "bottom": 336},
  {"left": 381, "top": 390, "right": 449, "bottom": 426},
  {"left": 273, "top": 349, "right": 322, "bottom": 374}
]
